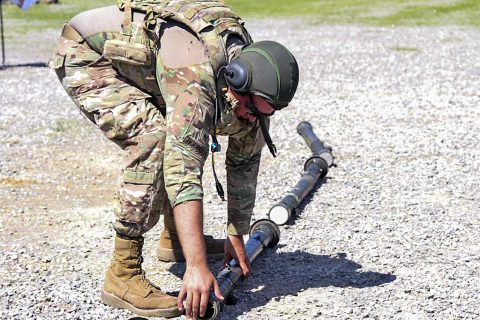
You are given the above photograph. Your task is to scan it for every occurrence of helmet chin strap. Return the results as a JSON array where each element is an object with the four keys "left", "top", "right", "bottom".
[
  {"left": 248, "top": 96, "right": 277, "bottom": 158},
  {"left": 259, "top": 114, "right": 277, "bottom": 158}
]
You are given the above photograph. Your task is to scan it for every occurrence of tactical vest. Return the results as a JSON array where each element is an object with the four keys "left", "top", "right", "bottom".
[{"left": 103, "top": 0, "right": 253, "bottom": 108}]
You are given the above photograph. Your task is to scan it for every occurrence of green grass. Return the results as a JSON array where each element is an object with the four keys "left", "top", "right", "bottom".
[
  {"left": 227, "top": 0, "right": 480, "bottom": 27},
  {"left": 369, "top": 0, "right": 480, "bottom": 27},
  {"left": 390, "top": 46, "right": 419, "bottom": 52},
  {"left": 2, "top": 0, "right": 480, "bottom": 32},
  {"left": 3, "top": 0, "right": 112, "bottom": 32},
  {"left": 51, "top": 118, "right": 77, "bottom": 132}
]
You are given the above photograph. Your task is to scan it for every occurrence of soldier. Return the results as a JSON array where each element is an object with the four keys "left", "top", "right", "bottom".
[{"left": 49, "top": 1, "right": 298, "bottom": 319}]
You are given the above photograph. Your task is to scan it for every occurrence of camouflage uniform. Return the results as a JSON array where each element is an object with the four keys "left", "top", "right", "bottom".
[{"left": 49, "top": 2, "right": 265, "bottom": 238}]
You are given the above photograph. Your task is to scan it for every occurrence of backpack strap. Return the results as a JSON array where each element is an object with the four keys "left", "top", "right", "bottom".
[{"left": 122, "top": 0, "right": 133, "bottom": 38}]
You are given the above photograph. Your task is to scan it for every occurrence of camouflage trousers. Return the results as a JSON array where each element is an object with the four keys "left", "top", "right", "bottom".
[{"left": 52, "top": 37, "right": 172, "bottom": 237}]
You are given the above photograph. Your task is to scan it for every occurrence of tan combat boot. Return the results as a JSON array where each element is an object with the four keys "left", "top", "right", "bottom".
[
  {"left": 102, "top": 235, "right": 181, "bottom": 318},
  {"left": 157, "top": 211, "right": 225, "bottom": 262}
]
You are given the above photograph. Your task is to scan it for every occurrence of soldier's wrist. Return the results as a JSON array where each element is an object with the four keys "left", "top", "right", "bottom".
[{"left": 185, "top": 256, "right": 209, "bottom": 269}]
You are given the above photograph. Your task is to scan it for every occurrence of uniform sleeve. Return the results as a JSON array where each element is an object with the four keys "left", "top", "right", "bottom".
[
  {"left": 158, "top": 61, "right": 216, "bottom": 207},
  {"left": 225, "top": 120, "right": 266, "bottom": 235}
]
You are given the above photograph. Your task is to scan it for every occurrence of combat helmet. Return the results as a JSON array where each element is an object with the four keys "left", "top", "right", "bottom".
[{"left": 224, "top": 40, "right": 299, "bottom": 110}]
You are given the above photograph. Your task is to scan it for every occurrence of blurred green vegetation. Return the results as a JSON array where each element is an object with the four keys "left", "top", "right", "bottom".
[
  {"left": 2, "top": 0, "right": 480, "bottom": 33},
  {"left": 3, "top": 0, "right": 112, "bottom": 32},
  {"left": 227, "top": 0, "right": 480, "bottom": 27}
]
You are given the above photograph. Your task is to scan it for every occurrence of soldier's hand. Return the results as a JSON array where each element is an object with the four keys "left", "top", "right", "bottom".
[
  {"left": 223, "top": 235, "right": 251, "bottom": 279},
  {"left": 178, "top": 263, "right": 223, "bottom": 319}
]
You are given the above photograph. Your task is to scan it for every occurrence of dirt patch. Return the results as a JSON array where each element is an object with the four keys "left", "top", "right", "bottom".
[{"left": 0, "top": 177, "right": 37, "bottom": 188}]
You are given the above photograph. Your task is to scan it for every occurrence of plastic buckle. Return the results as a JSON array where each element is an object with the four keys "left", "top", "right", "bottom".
[{"left": 211, "top": 142, "right": 221, "bottom": 153}]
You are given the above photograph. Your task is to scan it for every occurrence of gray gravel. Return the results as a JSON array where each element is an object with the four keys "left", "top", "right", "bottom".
[{"left": 1, "top": 18, "right": 479, "bottom": 320}]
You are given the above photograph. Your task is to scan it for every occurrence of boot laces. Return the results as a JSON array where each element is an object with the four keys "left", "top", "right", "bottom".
[
  {"left": 139, "top": 269, "right": 162, "bottom": 291},
  {"left": 135, "top": 256, "right": 157, "bottom": 290},
  {"left": 133, "top": 238, "right": 160, "bottom": 291}
]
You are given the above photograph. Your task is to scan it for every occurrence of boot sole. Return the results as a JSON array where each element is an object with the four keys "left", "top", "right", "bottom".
[
  {"left": 101, "top": 289, "right": 181, "bottom": 318},
  {"left": 157, "top": 247, "right": 224, "bottom": 262}
]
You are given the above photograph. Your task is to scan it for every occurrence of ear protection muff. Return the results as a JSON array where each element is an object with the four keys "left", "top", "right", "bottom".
[{"left": 224, "top": 59, "right": 251, "bottom": 93}]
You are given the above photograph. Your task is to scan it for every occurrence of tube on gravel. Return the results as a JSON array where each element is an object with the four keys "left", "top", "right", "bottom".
[
  {"left": 268, "top": 121, "right": 334, "bottom": 225},
  {"left": 200, "top": 219, "right": 281, "bottom": 320}
]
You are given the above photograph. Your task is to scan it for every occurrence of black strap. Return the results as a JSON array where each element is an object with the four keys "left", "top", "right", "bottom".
[
  {"left": 258, "top": 115, "right": 277, "bottom": 157},
  {"left": 247, "top": 99, "right": 277, "bottom": 157}
]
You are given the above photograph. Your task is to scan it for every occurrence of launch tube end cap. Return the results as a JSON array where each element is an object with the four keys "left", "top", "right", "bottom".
[
  {"left": 268, "top": 206, "right": 290, "bottom": 226},
  {"left": 296, "top": 121, "right": 313, "bottom": 135},
  {"left": 250, "top": 219, "right": 281, "bottom": 247}
]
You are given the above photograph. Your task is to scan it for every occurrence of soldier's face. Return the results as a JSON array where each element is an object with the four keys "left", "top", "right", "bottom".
[
  {"left": 251, "top": 95, "right": 275, "bottom": 116},
  {"left": 229, "top": 88, "right": 275, "bottom": 122}
]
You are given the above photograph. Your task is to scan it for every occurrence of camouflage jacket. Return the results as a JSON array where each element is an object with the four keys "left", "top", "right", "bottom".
[{"left": 68, "top": 2, "right": 266, "bottom": 235}]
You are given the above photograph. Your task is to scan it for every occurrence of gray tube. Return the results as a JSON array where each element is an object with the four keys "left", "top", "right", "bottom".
[
  {"left": 269, "top": 122, "right": 334, "bottom": 225},
  {"left": 201, "top": 219, "right": 280, "bottom": 320}
]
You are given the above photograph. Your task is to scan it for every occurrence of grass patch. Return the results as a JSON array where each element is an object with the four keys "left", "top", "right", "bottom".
[
  {"left": 368, "top": 0, "right": 480, "bottom": 27},
  {"left": 3, "top": 0, "right": 112, "bottom": 32},
  {"left": 390, "top": 46, "right": 419, "bottom": 52},
  {"left": 228, "top": 0, "right": 480, "bottom": 27},
  {"left": 440, "top": 36, "right": 464, "bottom": 42},
  {"left": 51, "top": 118, "right": 83, "bottom": 133},
  {"left": 2, "top": 0, "right": 479, "bottom": 31}
]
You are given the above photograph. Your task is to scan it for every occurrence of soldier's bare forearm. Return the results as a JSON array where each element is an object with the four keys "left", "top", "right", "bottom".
[
  {"left": 174, "top": 200, "right": 223, "bottom": 318},
  {"left": 173, "top": 200, "right": 207, "bottom": 266}
]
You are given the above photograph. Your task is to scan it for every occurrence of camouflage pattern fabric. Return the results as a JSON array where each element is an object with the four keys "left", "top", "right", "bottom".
[
  {"left": 50, "top": 6, "right": 265, "bottom": 236},
  {"left": 156, "top": 49, "right": 266, "bottom": 235},
  {"left": 49, "top": 36, "right": 172, "bottom": 237}
]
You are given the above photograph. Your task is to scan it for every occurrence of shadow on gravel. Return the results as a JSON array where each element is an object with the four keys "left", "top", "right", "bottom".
[
  {"left": 168, "top": 251, "right": 395, "bottom": 318},
  {"left": 286, "top": 176, "right": 331, "bottom": 226},
  {"left": 0, "top": 62, "right": 47, "bottom": 69}
]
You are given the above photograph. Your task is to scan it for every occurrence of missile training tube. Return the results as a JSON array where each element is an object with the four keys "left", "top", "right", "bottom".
[
  {"left": 201, "top": 219, "right": 281, "bottom": 320},
  {"left": 268, "top": 121, "right": 334, "bottom": 225}
]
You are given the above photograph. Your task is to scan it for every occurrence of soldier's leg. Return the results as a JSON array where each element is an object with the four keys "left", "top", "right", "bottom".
[
  {"left": 51, "top": 32, "right": 166, "bottom": 237},
  {"left": 154, "top": 22, "right": 224, "bottom": 262},
  {"left": 50, "top": 34, "right": 180, "bottom": 318}
]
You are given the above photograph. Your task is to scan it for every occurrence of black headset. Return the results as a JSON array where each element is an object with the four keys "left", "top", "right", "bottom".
[{"left": 224, "top": 59, "right": 251, "bottom": 93}]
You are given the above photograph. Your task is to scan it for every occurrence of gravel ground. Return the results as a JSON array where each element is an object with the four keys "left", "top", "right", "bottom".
[{"left": 1, "top": 18, "right": 479, "bottom": 320}]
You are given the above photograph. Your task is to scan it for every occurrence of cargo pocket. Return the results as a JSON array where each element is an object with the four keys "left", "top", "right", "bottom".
[
  {"left": 123, "top": 170, "right": 156, "bottom": 185},
  {"left": 118, "top": 169, "right": 157, "bottom": 224}
]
